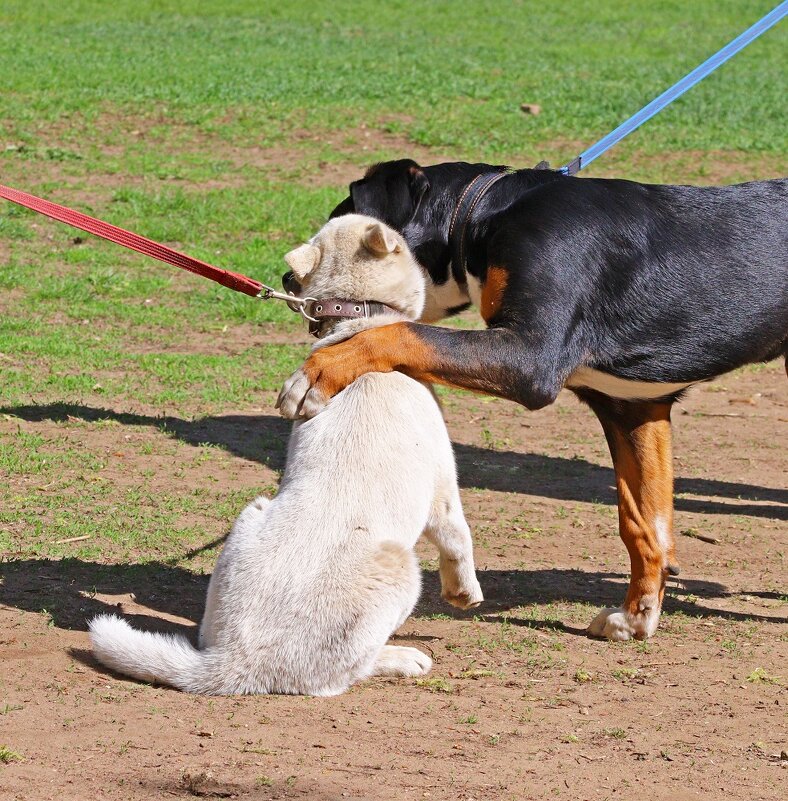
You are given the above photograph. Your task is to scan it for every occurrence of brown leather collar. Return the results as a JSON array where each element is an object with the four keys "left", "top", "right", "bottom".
[
  {"left": 304, "top": 297, "right": 400, "bottom": 337},
  {"left": 448, "top": 170, "right": 510, "bottom": 286}
]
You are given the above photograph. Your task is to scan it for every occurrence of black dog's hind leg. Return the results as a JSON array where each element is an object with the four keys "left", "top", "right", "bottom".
[{"left": 579, "top": 392, "right": 679, "bottom": 640}]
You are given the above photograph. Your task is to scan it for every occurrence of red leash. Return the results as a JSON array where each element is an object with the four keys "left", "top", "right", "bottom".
[{"left": 0, "top": 183, "right": 265, "bottom": 298}]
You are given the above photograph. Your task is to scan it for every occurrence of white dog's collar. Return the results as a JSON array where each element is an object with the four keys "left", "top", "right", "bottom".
[{"left": 304, "top": 297, "right": 400, "bottom": 337}]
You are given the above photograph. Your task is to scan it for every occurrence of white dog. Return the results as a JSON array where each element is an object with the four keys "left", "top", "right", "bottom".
[{"left": 89, "top": 214, "right": 483, "bottom": 696}]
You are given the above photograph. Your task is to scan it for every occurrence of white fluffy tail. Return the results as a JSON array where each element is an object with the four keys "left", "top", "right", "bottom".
[{"left": 89, "top": 614, "right": 221, "bottom": 693}]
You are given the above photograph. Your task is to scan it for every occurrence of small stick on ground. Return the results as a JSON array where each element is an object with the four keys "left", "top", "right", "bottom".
[
  {"left": 681, "top": 528, "right": 720, "bottom": 545},
  {"left": 693, "top": 412, "right": 746, "bottom": 418},
  {"left": 54, "top": 535, "right": 92, "bottom": 545}
]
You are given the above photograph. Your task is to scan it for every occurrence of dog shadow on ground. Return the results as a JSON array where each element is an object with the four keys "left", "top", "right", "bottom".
[
  {"left": 3, "top": 402, "right": 786, "bottom": 520},
  {"left": 1, "top": 558, "right": 784, "bottom": 647},
  {"left": 2, "top": 404, "right": 785, "bottom": 644}
]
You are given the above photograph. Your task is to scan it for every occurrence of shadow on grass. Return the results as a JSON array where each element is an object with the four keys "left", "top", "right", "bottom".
[
  {"left": 1, "top": 558, "right": 784, "bottom": 641},
  {"left": 3, "top": 402, "right": 787, "bottom": 519}
]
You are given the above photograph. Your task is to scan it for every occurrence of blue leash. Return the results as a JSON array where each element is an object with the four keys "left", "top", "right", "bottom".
[{"left": 559, "top": 1, "right": 788, "bottom": 175}]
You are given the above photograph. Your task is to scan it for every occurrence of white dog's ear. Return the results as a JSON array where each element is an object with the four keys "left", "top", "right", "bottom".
[
  {"left": 284, "top": 243, "right": 320, "bottom": 279},
  {"left": 363, "top": 222, "right": 401, "bottom": 257}
]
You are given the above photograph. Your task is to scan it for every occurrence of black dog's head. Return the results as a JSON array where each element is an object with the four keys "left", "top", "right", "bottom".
[
  {"left": 330, "top": 159, "right": 430, "bottom": 230},
  {"left": 329, "top": 159, "right": 479, "bottom": 321}
]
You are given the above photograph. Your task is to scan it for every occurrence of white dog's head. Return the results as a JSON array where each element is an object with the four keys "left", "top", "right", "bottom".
[{"left": 283, "top": 214, "right": 426, "bottom": 335}]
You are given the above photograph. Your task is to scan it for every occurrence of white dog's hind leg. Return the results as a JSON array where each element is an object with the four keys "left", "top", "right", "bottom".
[
  {"left": 344, "top": 541, "right": 425, "bottom": 687},
  {"left": 370, "top": 645, "right": 432, "bottom": 677},
  {"left": 424, "top": 489, "right": 483, "bottom": 610},
  {"left": 199, "top": 495, "right": 271, "bottom": 649},
  {"left": 199, "top": 577, "right": 221, "bottom": 649}
]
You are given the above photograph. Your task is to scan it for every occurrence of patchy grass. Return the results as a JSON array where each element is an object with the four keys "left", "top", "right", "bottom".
[
  {"left": 0, "top": 745, "right": 22, "bottom": 764},
  {"left": 2, "top": 12, "right": 785, "bottom": 566},
  {"left": 746, "top": 667, "right": 782, "bottom": 685},
  {"left": 415, "top": 677, "right": 454, "bottom": 694},
  {"left": 574, "top": 667, "right": 594, "bottom": 683},
  {"left": 0, "top": 317, "right": 306, "bottom": 410}
]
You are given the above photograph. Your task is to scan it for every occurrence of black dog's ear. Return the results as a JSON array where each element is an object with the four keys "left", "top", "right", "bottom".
[
  {"left": 330, "top": 159, "right": 430, "bottom": 230},
  {"left": 329, "top": 195, "right": 355, "bottom": 219},
  {"left": 407, "top": 164, "right": 430, "bottom": 215}
]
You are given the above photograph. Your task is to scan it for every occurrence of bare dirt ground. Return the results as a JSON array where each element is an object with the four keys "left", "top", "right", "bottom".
[{"left": 1, "top": 351, "right": 786, "bottom": 801}]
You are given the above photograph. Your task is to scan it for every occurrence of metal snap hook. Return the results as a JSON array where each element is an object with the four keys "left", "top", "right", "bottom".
[
  {"left": 286, "top": 291, "right": 305, "bottom": 313},
  {"left": 299, "top": 297, "right": 319, "bottom": 322}
]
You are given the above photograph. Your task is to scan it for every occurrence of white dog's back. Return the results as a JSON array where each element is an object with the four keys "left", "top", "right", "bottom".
[{"left": 91, "top": 373, "right": 455, "bottom": 695}]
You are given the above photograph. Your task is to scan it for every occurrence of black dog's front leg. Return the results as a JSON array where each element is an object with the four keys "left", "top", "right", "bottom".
[{"left": 276, "top": 322, "right": 567, "bottom": 418}]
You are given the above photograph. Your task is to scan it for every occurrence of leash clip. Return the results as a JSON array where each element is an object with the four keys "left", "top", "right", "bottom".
[
  {"left": 258, "top": 285, "right": 294, "bottom": 303},
  {"left": 298, "top": 298, "right": 319, "bottom": 323},
  {"left": 256, "top": 284, "right": 318, "bottom": 320}
]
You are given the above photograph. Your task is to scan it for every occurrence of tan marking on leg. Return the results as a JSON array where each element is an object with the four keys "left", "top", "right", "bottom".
[
  {"left": 480, "top": 265, "right": 508, "bottom": 323},
  {"left": 610, "top": 405, "right": 675, "bottom": 617},
  {"left": 585, "top": 395, "right": 677, "bottom": 638}
]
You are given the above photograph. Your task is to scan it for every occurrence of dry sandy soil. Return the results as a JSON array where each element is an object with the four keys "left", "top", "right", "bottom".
[{"left": 1, "top": 355, "right": 786, "bottom": 801}]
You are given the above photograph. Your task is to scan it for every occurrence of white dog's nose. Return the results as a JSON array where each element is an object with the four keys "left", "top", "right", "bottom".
[{"left": 282, "top": 270, "right": 300, "bottom": 294}]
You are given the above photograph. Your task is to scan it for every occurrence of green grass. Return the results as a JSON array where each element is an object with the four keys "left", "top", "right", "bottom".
[
  {"left": 415, "top": 677, "right": 454, "bottom": 693},
  {"left": 1, "top": 1, "right": 786, "bottom": 156},
  {"left": 1, "top": 0, "right": 785, "bottom": 563},
  {"left": 0, "top": 318, "right": 305, "bottom": 407},
  {"left": 0, "top": 745, "right": 22, "bottom": 764}
]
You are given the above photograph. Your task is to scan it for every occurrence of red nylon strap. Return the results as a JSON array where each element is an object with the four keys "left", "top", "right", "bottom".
[{"left": 0, "top": 183, "right": 264, "bottom": 297}]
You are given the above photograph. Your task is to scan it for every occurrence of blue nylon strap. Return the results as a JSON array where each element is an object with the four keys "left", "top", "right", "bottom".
[{"left": 559, "top": 1, "right": 788, "bottom": 175}]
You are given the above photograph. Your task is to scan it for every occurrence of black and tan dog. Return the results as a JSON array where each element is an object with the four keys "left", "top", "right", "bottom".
[{"left": 278, "top": 159, "right": 788, "bottom": 640}]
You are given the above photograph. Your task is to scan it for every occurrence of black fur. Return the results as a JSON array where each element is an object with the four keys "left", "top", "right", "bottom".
[{"left": 331, "top": 160, "right": 788, "bottom": 409}]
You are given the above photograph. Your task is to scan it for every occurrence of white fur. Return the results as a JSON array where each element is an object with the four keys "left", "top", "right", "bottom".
[
  {"left": 654, "top": 514, "right": 671, "bottom": 562},
  {"left": 288, "top": 215, "right": 427, "bottom": 322},
  {"left": 564, "top": 367, "right": 694, "bottom": 400},
  {"left": 587, "top": 516, "right": 673, "bottom": 639},
  {"left": 89, "top": 215, "right": 482, "bottom": 696},
  {"left": 420, "top": 273, "right": 471, "bottom": 323},
  {"left": 587, "top": 595, "right": 662, "bottom": 642},
  {"left": 464, "top": 272, "right": 483, "bottom": 309}
]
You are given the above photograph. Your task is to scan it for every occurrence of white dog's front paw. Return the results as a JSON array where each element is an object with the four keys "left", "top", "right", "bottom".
[
  {"left": 442, "top": 579, "right": 484, "bottom": 610},
  {"left": 587, "top": 604, "right": 661, "bottom": 641},
  {"left": 275, "top": 368, "right": 328, "bottom": 420},
  {"left": 439, "top": 560, "right": 484, "bottom": 610},
  {"left": 372, "top": 645, "right": 432, "bottom": 677}
]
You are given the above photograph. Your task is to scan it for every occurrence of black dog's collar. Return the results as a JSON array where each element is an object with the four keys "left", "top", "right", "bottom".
[
  {"left": 304, "top": 297, "right": 400, "bottom": 338},
  {"left": 448, "top": 170, "right": 510, "bottom": 286}
]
